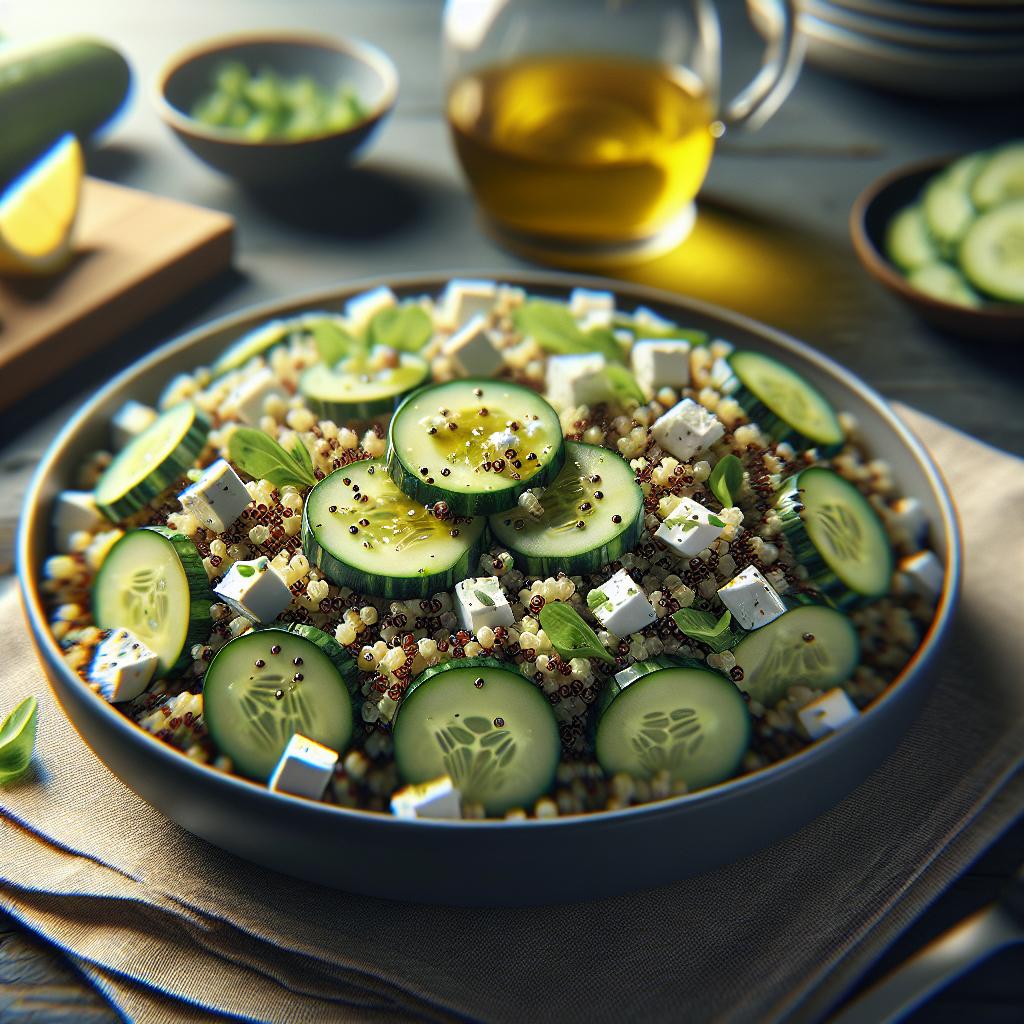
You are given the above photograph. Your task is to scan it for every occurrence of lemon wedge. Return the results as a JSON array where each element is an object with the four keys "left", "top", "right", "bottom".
[{"left": 0, "top": 133, "right": 84, "bottom": 275}]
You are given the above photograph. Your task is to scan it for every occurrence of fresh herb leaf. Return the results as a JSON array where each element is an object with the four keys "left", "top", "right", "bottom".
[
  {"left": 707, "top": 514, "right": 726, "bottom": 529},
  {"left": 513, "top": 300, "right": 625, "bottom": 363},
  {"left": 289, "top": 437, "right": 315, "bottom": 479},
  {"left": 474, "top": 589, "right": 495, "bottom": 607},
  {"left": 0, "top": 696, "right": 38, "bottom": 785},
  {"left": 602, "top": 364, "right": 645, "bottom": 406},
  {"left": 311, "top": 319, "right": 360, "bottom": 365},
  {"left": 368, "top": 304, "right": 433, "bottom": 352},
  {"left": 708, "top": 455, "right": 744, "bottom": 508},
  {"left": 671, "top": 608, "right": 740, "bottom": 654},
  {"left": 539, "top": 602, "right": 615, "bottom": 664},
  {"left": 584, "top": 326, "right": 628, "bottom": 364},
  {"left": 229, "top": 428, "right": 317, "bottom": 489},
  {"left": 237, "top": 564, "right": 255, "bottom": 577}
]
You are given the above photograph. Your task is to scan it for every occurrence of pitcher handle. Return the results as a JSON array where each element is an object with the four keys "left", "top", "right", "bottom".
[{"left": 719, "top": 0, "right": 805, "bottom": 131}]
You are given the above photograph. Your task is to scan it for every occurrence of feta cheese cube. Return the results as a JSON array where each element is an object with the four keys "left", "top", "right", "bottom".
[
  {"left": 390, "top": 776, "right": 462, "bottom": 819},
  {"left": 655, "top": 497, "right": 725, "bottom": 558},
  {"left": 53, "top": 490, "right": 104, "bottom": 550},
  {"left": 268, "top": 733, "right": 338, "bottom": 800},
  {"left": 441, "top": 314, "right": 504, "bottom": 377},
  {"left": 110, "top": 400, "right": 158, "bottom": 450},
  {"left": 651, "top": 398, "right": 725, "bottom": 461},
  {"left": 890, "top": 497, "right": 930, "bottom": 547},
  {"left": 899, "top": 550, "right": 944, "bottom": 601},
  {"left": 632, "top": 305, "right": 677, "bottom": 333},
  {"left": 797, "top": 688, "right": 859, "bottom": 740},
  {"left": 577, "top": 308, "right": 614, "bottom": 332},
  {"left": 569, "top": 287, "right": 615, "bottom": 321},
  {"left": 178, "top": 459, "right": 251, "bottom": 534},
  {"left": 89, "top": 628, "right": 159, "bottom": 703},
  {"left": 344, "top": 285, "right": 397, "bottom": 334},
  {"left": 718, "top": 565, "right": 787, "bottom": 631},
  {"left": 439, "top": 278, "right": 497, "bottom": 330},
  {"left": 214, "top": 556, "right": 292, "bottom": 624},
  {"left": 631, "top": 339, "right": 691, "bottom": 396},
  {"left": 545, "top": 353, "right": 610, "bottom": 410},
  {"left": 587, "top": 569, "right": 657, "bottom": 637},
  {"left": 455, "top": 576, "right": 515, "bottom": 633},
  {"left": 222, "top": 367, "right": 288, "bottom": 425}
]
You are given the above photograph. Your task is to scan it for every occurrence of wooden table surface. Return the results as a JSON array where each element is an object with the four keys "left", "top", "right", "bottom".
[{"left": 1, "top": 1, "right": 1022, "bottom": 1021}]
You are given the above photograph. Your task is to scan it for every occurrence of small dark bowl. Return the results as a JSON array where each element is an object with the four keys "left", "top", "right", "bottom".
[
  {"left": 851, "top": 157, "right": 1024, "bottom": 342},
  {"left": 154, "top": 31, "right": 398, "bottom": 187}
]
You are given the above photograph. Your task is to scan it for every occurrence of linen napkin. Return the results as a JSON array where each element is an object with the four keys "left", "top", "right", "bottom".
[{"left": 1, "top": 404, "right": 1022, "bottom": 1024}]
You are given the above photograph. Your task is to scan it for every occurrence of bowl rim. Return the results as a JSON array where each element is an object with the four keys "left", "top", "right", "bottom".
[
  {"left": 17, "top": 269, "right": 962, "bottom": 833},
  {"left": 152, "top": 29, "right": 399, "bottom": 147},
  {"left": 850, "top": 155, "right": 1024, "bottom": 325}
]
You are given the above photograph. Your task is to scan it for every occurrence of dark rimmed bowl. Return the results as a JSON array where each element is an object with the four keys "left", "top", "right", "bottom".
[
  {"left": 17, "top": 272, "right": 961, "bottom": 907},
  {"left": 851, "top": 157, "right": 1024, "bottom": 342},
  {"left": 154, "top": 31, "right": 398, "bottom": 187}
]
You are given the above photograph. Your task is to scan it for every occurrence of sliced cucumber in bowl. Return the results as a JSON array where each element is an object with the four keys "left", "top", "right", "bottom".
[
  {"left": 959, "top": 199, "right": 1024, "bottom": 303},
  {"left": 300, "top": 348, "right": 429, "bottom": 421}
]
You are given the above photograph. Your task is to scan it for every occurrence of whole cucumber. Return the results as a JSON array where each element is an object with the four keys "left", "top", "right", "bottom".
[{"left": 0, "top": 36, "right": 131, "bottom": 183}]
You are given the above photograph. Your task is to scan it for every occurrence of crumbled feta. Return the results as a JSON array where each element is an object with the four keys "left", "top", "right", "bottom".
[
  {"left": 455, "top": 576, "right": 514, "bottom": 633},
  {"left": 89, "top": 628, "right": 159, "bottom": 703},
  {"left": 651, "top": 398, "right": 725, "bottom": 461},
  {"left": 110, "top": 400, "right": 157, "bottom": 450},
  {"left": 891, "top": 497, "right": 930, "bottom": 547},
  {"left": 214, "top": 556, "right": 292, "bottom": 624},
  {"left": 577, "top": 309, "right": 614, "bottom": 332},
  {"left": 441, "top": 314, "right": 504, "bottom": 377},
  {"left": 439, "top": 279, "right": 497, "bottom": 330},
  {"left": 222, "top": 367, "right": 288, "bottom": 425},
  {"left": 631, "top": 339, "right": 691, "bottom": 396},
  {"left": 178, "top": 459, "right": 250, "bottom": 534},
  {"left": 655, "top": 497, "right": 725, "bottom": 558},
  {"left": 344, "top": 286, "right": 397, "bottom": 334},
  {"left": 569, "top": 288, "right": 615, "bottom": 321},
  {"left": 632, "top": 305, "right": 677, "bottom": 333},
  {"left": 797, "top": 688, "right": 859, "bottom": 740},
  {"left": 545, "top": 353, "right": 610, "bottom": 410},
  {"left": 587, "top": 569, "right": 657, "bottom": 637},
  {"left": 899, "top": 550, "right": 944, "bottom": 601},
  {"left": 53, "top": 490, "right": 104, "bottom": 551},
  {"left": 391, "top": 776, "right": 462, "bottom": 819},
  {"left": 717, "top": 565, "right": 786, "bottom": 630},
  {"left": 268, "top": 733, "right": 339, "bottom": 800}
]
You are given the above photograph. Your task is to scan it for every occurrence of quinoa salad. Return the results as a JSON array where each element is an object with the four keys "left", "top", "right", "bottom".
[{"left": 41, "top": 281, "right": 944, "bottom": 821}]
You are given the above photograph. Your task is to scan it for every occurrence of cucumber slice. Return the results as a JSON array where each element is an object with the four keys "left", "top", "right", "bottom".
[
  {"left": 775, "top": 467, "right": 893, "bottom": 607},
  {"left": 906, "top": 261, "right": 982, "bottom": 308},
  {"left": 731, "top": 604, "right": 859, "bottom": 707},
  {"left": 212, "top": 318, "right": 294, "bottom": 378},
  {"left": 92, "top": 526, "right": 212, "bottom": 678},
  {"left": 885, "top": 204, "right": 937, "bottom": 272},
  {"left": 393, "top": 657, "right": 560, "bottom": 815},
  {"left": 593, "top": 658, "right": 750, "bottom": 790},
  {"left": 719, "top": 351, "right": 844, "bottom": 454},
  {"left": 386, "top": 379, "right": 565, "bottom": 516},
  {"left": 488, "top": 441, "right": 643, "bottom": 576},
  {"left": 970, "top": 143, "right": 1024, "bottom": 212},
  {"left": 93, "top": 402, "right": 209, "bottom": 520},
  {"left": 923, "top": 154, "right": 983, "bottom": 254},
  {"left": 299, "top": 349, "right": 429, "bottom": 421},
  {"left": 302, "top": 458, "right": 486, "bottom": 599},
  {"left": 959, "top": 199, "right": 1024, "bottom": 303},
  {"left": 203, "top": 624, "right": 357, "bottom": 782}
]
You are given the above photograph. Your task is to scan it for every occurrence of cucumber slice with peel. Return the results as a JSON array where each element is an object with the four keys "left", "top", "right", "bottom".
[
  {"left": 302, "top": 458, "right": 486, "bottom": 598},
  {"left": 923, "top": 154, "right": 983, "bottom": 254},
  {"left": 907, "top": 261, "right": 982, "bottom": 308},
  {"left": 92, "top": 526, "right": 212, "bottom": 678},
  {"left": 970, "top": 143, "right": 1024, "bottom": 212},
  {"left": 393, "top": 657, "right": 560, "bottom": 815},
  {"left": 211, "top": 319, "right": 294, "bottom": 378},
  {"left": 593, "top": 657, "right": 750, "bottom": 790},
  {"left": 959, "top": 199, "right": 1024, "bottom": 303},
  {"left": 299, "top": 349, "right": 429, "bottom": 421},
  {"left": 203, "top": 624, "right": 357, "bottom": 782},
  {"left": 488, "top": 441, "right": 643, "bottom": 576},
  {"left": 775, "top": 467, "right": 893, "bottom": 607},
  {"left": 885, "top": 204, "right": 937, "bottom": 272},
  {"left": 731, "top": 604, "right": 859, "bottom": 707},
  {"left": 387, "top": 379, "right": 565, "bottom": 516},
  {"left": 93, "top": 402, "right": 209, "bottom": 521}
]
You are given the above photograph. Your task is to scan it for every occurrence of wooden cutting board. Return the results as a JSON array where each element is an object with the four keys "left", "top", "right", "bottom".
[{"left": 0, "top": 177, "right": 234, "bottom": 410}]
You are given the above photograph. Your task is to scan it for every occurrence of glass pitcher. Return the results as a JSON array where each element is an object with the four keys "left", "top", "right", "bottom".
[{"left": 444, "top": 0, "right": 803, "bottom": 264}]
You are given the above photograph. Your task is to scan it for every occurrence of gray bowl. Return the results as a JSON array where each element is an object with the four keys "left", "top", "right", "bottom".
[
  {"left": 154, "top": 31, "right": 398, "bottom": 186},
  {"left": 17, "top": 272, "right": 961, "bottom": 907}
]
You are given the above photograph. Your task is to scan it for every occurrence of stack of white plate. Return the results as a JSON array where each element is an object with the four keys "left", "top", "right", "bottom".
[{"left": 750, "top": 0, "right": 1024, "bottom": 97}]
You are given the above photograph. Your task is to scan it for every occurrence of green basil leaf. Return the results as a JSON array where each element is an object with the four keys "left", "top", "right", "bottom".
[
  {"left": 289, "top": 437, "right": 316, "bottom": 479},
  {"left": 708, "top": 454, "right": 744, "bottom": 508},
  {"left": 671, "top": 607, "right": 740, "bottom": 654},
  {"left": 474, "top": 589, "right": 495, "bottom": 607},
  {"left": 311, "top": 319, "right": 360, "bottom": 366},
  {"left": 512, "top": 300, "right": 626, "bottom": 363},
  {"left": 584, "top": 326, "right": 628, "bottom": 364},
  {"left": 538, "top": 602, "right": 615, "bottom": 664},
  {"left": 229, "top": 428, "right": 317, "bottom": 489},
  {"left": 707, "top": 514, "right": 726, "bottom": 529},
  {"left": 0, "top": 696, "right": 38, "bottom": 785},
  {"left": 602, "top": 364, "right": 645, "bottom": 406},
  {"left": 367, "top": 304, "right": 433, "bottom": 352}
]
